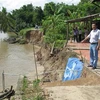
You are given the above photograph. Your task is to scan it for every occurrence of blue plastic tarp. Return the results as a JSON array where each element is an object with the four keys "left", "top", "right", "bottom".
[{"left": 63, "top": 57, "right": 83, "bottom": 81}]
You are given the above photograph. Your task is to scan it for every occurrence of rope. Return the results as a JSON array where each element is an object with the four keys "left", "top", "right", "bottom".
[{"left": 3, "top": 73, "right": 20, "bottom": 76}]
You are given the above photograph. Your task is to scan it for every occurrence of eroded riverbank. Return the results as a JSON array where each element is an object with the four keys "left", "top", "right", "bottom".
[{"left": 1, "top": 31, "right": 100, "bottom": 100}]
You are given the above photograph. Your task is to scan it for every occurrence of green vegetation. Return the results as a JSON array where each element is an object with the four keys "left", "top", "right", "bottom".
[
  {"left": 21, "top": 78, "right": 44, "bottom": 100},
  {"left": 0, "top": 0, "right": 100, "bottom": 47},
  {"left": 33, "top": 79, "right": 40, "bottom": 89},
  {"left": 42, "top": 5, "right": 67, "bottom": 48},
  {"left": 18, "top": 28, "right": 34, "bottom": 38},
  {"left": 22, "top": 76, "right": 28, "bottom": 92},
  {"left": 32, "top": 79, "right": 45, "bottom": 100},
  {"left": 7, "top": 32, "right": 18, "bottom": 38}
]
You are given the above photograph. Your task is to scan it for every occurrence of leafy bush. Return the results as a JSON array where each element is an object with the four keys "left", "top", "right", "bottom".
[
  {"left": 32, "top": 79, "right": 45, "bottom": 100},
  {"left": 44, "top": 31, "right": 66, "bottom": 48},
  {"left": 33, "top": 94, "right": 44, "bottom": 100},
  {"left": 42, "top": 6, "right": 67, "bottom": 49},
  {"left": 44, "top": 32, "right": 66, "bottom": 43},
  {"left": 18, "top": 28, "right": 34, "bottom": 38},
  {"left": 19, "top": 39, "right": 27, "bottom": 44},
  {"left": 55, "top": 40, "right": 66, "bottom": 48},
  {"left": 33, "top": 79, "right": 40, "bottom": 92}
]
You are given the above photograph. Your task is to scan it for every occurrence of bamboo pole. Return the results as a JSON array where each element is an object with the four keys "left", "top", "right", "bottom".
[
  {"left": 2, "top": 70, "right": 5, "bottom": 92},
  {"left": 32, "top": 43, "right": 38, "bottom": 80},
  {"left": 66, "top": 23, "right": 69, "bottom": 45},
  {"left": 50, "top": 42, "right": 55, "bottom": 55}
]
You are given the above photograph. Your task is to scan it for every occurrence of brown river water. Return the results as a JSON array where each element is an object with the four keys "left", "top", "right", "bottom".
[{"left": 0, "top": 32, "right": 35, "bottom": 91}]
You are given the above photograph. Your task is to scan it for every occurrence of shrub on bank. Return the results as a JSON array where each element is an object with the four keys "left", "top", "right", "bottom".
[
  {"left": 18, "top": 28, "right": 34, "bottom": 38},
  {"left": 19, "top": 38, "right": 27, "bottom": 44},
  {"left": 44, "top": 32, "right": 66, "bottom": 48}
]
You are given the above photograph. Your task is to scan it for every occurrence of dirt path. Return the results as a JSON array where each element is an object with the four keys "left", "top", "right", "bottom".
[{"left": 44, "top": 86, "right": 100, "bottom": 100}]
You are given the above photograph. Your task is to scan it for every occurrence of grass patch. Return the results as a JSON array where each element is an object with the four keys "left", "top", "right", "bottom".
[
  {"left": 20, "top": 78, "right": 45, "bottom": 100},
  {"left": 33, "top": 79, "right": 45, "bottom": 100},
  {"left": 18, "top": 27, "right": 35, "bottom": 37},
  {"left": 22, "top": 76, "right": 28, "bottom": 92},
  {"left": 7, "top": 32, "right": 17, "bottom": 38}
]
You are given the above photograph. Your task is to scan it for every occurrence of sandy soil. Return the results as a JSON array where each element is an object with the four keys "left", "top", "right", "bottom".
[{"left": 44, "top": 86, "right": 100, "bottom": 100}]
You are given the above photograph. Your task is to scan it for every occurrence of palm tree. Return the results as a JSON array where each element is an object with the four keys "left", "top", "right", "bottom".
[{"left": 0, "top": 7, "right": 18, "bottom": 35}]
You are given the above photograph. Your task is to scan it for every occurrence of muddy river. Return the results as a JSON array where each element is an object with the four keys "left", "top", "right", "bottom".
[{"left": 0, "top": 32, "right": 35, "bottom": 91}]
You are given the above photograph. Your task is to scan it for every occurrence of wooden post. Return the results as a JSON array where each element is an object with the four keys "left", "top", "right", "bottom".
[
  {"left": 33, "top": 43, "right": 38, "bottom": 80},
  {"left": 2, "top": 70, "right": 5, "bottom": 92},
  {"left": 89, "top": 20, "right": 92, "bottom": 32},
  {"left": 66, "top": 23, "right": 69, "bottom": 45},
  {"left": 50, "top": 42, "right": 55, "bottom": 55}
]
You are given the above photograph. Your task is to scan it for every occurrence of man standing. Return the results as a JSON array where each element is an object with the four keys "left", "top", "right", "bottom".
[
  {"left": 79, "top": 28, "right": 82, "bottom": 42},
  {"left": 81, "top": 22, "right": 100, "bottom": 69},
  {"left": 73, "top": 27, "right": 79, "bottom": 42}
]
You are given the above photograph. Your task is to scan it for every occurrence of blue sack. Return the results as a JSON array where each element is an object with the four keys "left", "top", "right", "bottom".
[{"left": 63, "top": 57, "right": 83, "bottom": 81}]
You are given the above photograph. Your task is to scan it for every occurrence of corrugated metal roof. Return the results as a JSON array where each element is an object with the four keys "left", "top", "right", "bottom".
[
  {"left": 91, "top": 0, "right": 100, "bottom": 2},
  {"left": 65, "top": 13, "right": 100, "bottom": 23}
]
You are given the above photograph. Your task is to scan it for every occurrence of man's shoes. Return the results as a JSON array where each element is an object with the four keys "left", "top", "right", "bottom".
[
  {"left": 92, "top": 67, "right": 96, "bottom": 69},
  {"left": 87, "top": 65, "right": 97, "bottom": 69},
  {"left": 87, "top": 65, "right": 93, "bottom": 67}
]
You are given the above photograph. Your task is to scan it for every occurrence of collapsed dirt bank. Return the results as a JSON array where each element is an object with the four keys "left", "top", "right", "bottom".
[
  {"left": 34, "top": 44, "right": 100, "bottom": 100},
  {"left": 16, "top": 29, "right": 100, "bottom": 100},
  {"left": 34, "top": 44, "right": 100, "bottom": 86},
  {"left": 25, "top": 29, "right": 100, "bottom": 86},
  {"left": 33, "top": 44, "right": 100, "bottom": 100}
]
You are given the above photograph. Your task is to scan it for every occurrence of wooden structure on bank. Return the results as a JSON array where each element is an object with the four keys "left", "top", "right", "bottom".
[
  {"left": 65, "top": 13, "right": 100, "bottom": 42},
  {"left": 91, "top": 0, "right": 100, "bottom": 2},
  {"left": 91, "top": 0, "right": 100, "bottom": 7}
]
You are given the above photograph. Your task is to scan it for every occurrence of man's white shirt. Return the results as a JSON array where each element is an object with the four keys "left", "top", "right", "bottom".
[{"left": 88, "top": 29, "right": 100, "bottom": 43}]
